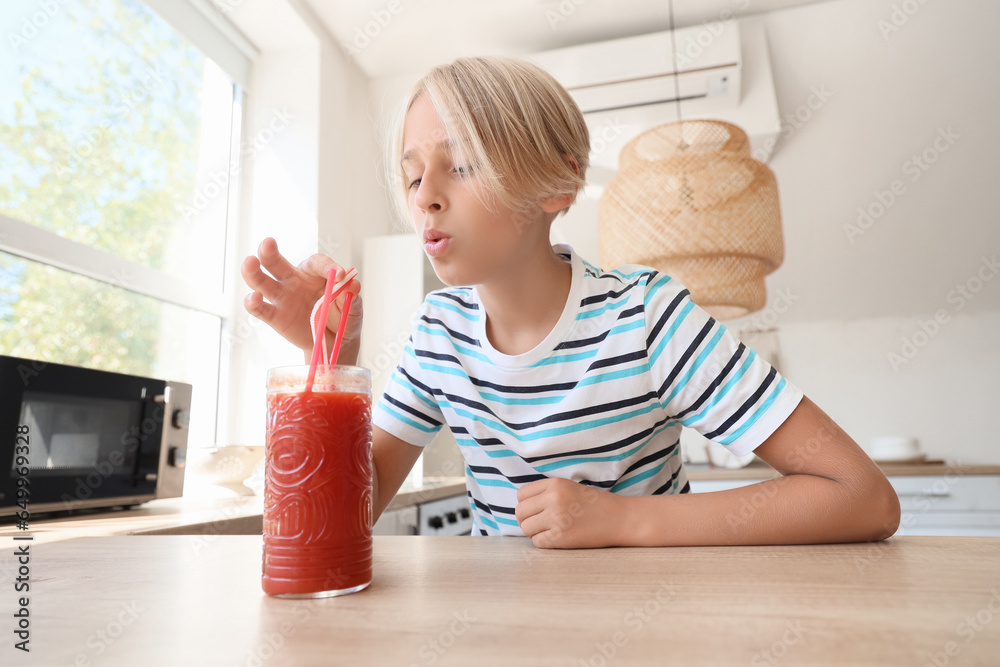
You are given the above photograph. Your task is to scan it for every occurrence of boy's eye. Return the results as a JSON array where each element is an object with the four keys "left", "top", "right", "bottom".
[{"left": 407, "top": 164, "right": 474, "bottom": 191}]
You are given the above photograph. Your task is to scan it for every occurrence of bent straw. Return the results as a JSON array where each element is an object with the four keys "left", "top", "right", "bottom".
[
  {"left": 321, "top": 270, "right": 356, "bottom": 362},
  {"left": 306, "top": 267, "right": 358, "bottom": 391},
  {"left": 328, "top": 291, "right": 354, "bottom": 367},
  {"left": 306, "top": 266, "right": 339, "bottom": 392}
]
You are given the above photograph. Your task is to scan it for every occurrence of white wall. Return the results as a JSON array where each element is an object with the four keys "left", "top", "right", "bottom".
[
  {"left": 745, "top": 0, "right": 999, "bottom": 322},
  {"left": 720, "top": 0, "right": 1000, "bottom": 462},
  {"left": 778, "top": 313, "right": 1000, "bottom": 464}
]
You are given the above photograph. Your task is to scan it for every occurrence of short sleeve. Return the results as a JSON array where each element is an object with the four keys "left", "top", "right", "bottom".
[
  {"left": 643, "top": 272, "right": 803, "bottom": 456},
  {"left": 372, "top": 302, "right": 446, "bottom": 447}
]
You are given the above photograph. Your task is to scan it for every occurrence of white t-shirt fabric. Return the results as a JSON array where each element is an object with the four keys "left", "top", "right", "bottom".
[{"left": 373, "top": 244, "right": 803, "bottom": 536}]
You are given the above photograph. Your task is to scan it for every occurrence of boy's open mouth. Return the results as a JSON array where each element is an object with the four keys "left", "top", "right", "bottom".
[{"left": 423, "top": 229, "right": 452, "bottom": 258}]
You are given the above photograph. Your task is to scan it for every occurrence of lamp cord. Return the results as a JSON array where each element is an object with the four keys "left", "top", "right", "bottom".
[{"left": 668, "top": 0, "right": 682, "bottom": 125}]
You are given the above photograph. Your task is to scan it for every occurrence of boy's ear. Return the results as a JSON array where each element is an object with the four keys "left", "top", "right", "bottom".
[
  {"left": 540, "top": 153, "right": 581, "bottom": 213},
  {"left": 565, "top": 153, "right": 580, "bottom": 177},
  {"left": 540, "top": 191, "right": 575, "bottom": 214}
]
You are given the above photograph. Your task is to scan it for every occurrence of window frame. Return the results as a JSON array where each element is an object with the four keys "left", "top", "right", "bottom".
[{"left": 0, "top": 0, "right": 257, "bottom": 447}]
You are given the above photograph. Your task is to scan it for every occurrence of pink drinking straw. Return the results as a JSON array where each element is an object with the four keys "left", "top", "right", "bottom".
[
  {"left": 306, "top": 266, "right": 339, "bottom": 392},
  {"left": 306, "top": 267, "right": 358, "bottom": 391},
  {"left": 328, "top": 291, "right": 354, "bottom": 367}
]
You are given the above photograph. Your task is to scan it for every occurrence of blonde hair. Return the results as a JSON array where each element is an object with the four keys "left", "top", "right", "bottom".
[{"left": 384, "top": 56, "right": 590, "bottom": 227}]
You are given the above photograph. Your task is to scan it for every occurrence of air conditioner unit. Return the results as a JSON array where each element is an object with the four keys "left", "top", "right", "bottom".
[{"left": 528, "top": 17, "right": 782, "bottom": 177}]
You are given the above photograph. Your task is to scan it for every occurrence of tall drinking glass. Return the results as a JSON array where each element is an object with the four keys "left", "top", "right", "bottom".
[{"left": 263, "top": 365, "right": 373, "bottom": 597}]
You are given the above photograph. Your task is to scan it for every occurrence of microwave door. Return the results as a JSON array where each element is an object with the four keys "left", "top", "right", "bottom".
[{"left": 128, "top": 391, "right": 168, "bottom": 491}]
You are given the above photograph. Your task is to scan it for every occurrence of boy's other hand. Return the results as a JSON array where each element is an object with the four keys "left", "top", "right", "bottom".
[
  {"left": 515, "top": 478, "right": 626, "bottom": 549},
  {"left": 241, "top": 237, "right": 363, "bottom": 360}
]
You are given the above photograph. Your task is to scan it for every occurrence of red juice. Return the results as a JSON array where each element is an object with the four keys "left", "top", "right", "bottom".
[{"left": 263, "top": 368, "right": 373, "bottom": 598}]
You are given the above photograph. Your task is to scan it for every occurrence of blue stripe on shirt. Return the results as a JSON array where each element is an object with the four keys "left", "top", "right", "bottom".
[
  {"left": 643, "top": 273, "right": 673, "bottom": 309},
  {"left": 393, "top": 375, "right": 440, "bottom": 412},
  {"left": 577, "top": 297, "right": 632, "bottom": 319},
  {"left": 659, "top": 326, "right": 725, "bottom": 407},
  {"left": 611, "top": 460, "right": 668, "bottom": 493},
  {"left": 415, "top": 324, "right": 491, "bottom": 363},
  {"left": 426, "top": 298, "right": 481, "bottom": 321},
  {"left": 448, "top": 403, "right": 660, "bottom": 444},
  {"left": 648, "top": 300, "right": 695, "bottom": 366},
  {"left": 492, "top": 514, "right": 520, "bottom": 527},
  {"left": 679, "top": 350, "right": 757, "bottom": 429},
  {"left": 473, "top": 511, "right": 499, "bottom": 531},
  {"left": 456, "top": 438, "right": 519, "bottom": 457},
  {"left": 472, "top": 476, "right": 518, "bottom": 489},
  {"left": 375, "top": 402, "right": 439, "bottom": 433},
  {"left": 416, "top": 361, "right": 474, "bottom": 379},
  {"left": 715, "top": 377, "right": 787, "bottom": 446},
  {"left": 533, "top": 440, "right": 648, "bottom": 472},
  {"left": 531, "top": 349, "right": 600, "bottom": 366},
  {"left": 612, "top": 267, "right": 656, "bottom": 281}
]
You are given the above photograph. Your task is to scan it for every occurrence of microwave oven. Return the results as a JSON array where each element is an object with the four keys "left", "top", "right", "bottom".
[{"left": 0, "top": 355, "right": 192, "bottom": 518}]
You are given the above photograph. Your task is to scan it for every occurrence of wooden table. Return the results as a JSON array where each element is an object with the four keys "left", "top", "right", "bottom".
[{"left": 2, "top": 535, "right": 999, "bottom": 666}]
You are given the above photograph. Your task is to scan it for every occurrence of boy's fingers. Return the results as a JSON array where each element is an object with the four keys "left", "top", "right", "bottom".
[
  {"left": 241, "top": 256, "right": 281, "bottom": 300},
  {"left": 514, "top": 495, "right": 542, "bottom": 524},
  {"left": 244, "top": 291, "right": 275, "bottom": 322},
  {"left": 517, "top": 515, "right": 538, "bottom": 537},
  {"left": 516, "top": 479, "right": 548, "bottom": 502},
  {"left": 300, "top": 253, "right": 341, "bottom": 281},
  {"left": 333, "top": 280, "right": 363, "bottom": 308},
  {"left": 257, "top": 237, "right": 299, "bottom": 281}
]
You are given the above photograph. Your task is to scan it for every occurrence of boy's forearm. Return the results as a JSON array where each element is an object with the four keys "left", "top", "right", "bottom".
[
  {"left": 620, "top": 474, "right": 898, "bottom": 546},
  {"left": 372, "top": 463, "right": 384, "bottom": 521}
]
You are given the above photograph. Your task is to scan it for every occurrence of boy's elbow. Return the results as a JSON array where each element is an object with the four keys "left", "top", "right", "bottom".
[{"left": 865, "top": 480, "right": 901, "bottom": 541}]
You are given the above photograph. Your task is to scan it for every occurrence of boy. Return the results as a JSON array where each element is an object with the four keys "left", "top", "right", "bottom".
[{"left": 242, "top": 56, "right": 900, "bottom": 548}]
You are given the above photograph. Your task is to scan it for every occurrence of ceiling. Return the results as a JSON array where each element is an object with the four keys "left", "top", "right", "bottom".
[{"left": 301, "top": 0, "right": 835, "bottom": 80}]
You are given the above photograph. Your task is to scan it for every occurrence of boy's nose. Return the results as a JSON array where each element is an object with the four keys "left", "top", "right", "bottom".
[{"left": 414, "top": 174, "right": 446, "bottom": 213}]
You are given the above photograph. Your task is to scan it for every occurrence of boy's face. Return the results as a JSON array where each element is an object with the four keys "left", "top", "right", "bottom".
[{"left": 401, "top": 94, "right": 548, "bottom": 287}]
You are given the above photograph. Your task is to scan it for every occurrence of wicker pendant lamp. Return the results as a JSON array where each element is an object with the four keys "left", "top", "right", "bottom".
[{"left": 597, "top": 2, "right": 784, "bottom": 320}]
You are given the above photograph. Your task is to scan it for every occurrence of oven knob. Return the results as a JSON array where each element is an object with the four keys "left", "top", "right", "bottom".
[
  {"left": 428, "top": 515, "right": 444, "bottom": 530},
  {"left": 144, "top": 473, "right": 158, "bottom": 483},
  {"left": 172, "top": 409, "right": 190, "bottom": 429},
  {"left": 445, "top": 512, "right": 457, "bottom": 524},
  {"left": 459, "top": 508, "right": 470, "bottom": 519},
  {"left": 168, "top": 446, "right": 186, "bottom": 468}
]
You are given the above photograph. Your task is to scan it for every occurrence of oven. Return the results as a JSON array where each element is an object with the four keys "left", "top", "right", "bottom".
[
  {"left": 0, "top": 355, "right": 191, "bottom": 518},
  {"left": 373, "top": 493, "right": 474, "bottom": 536},
  {"left": 417, "top": 494, "right": 474, "bottom": 535}
]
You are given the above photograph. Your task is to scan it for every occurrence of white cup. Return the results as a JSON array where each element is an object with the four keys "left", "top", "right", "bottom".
[{"left": 871, "top": 436, "right": 921, "bottom": 461}]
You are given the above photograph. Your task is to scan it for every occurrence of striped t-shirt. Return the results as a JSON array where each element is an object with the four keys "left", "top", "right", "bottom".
[{"left": 373, "top": 244, "right": 803, "bottom": 536}]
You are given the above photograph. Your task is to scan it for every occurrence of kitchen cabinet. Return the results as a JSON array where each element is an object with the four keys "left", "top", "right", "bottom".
[
  {"left": 372, "top": 505, "right": 417, "bottom": 535},
  {"left": 688, "top": 464, "right": 1000, "bottom": 536},
  {"left": 372, "top": 477, "right": 468, "bottom": 536}
]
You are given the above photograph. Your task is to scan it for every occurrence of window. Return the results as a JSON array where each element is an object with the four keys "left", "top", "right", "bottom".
[{"left": 0, "top": 0, "right": 252, "bottom": 448}]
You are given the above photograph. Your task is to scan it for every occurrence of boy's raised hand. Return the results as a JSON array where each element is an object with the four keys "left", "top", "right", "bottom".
[{"left": 241, "top": 237, "right": 363, "bottom": 363}]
